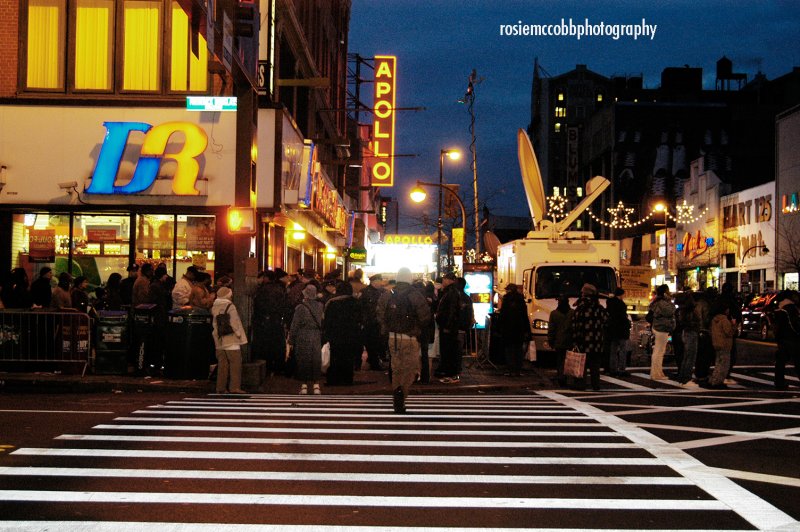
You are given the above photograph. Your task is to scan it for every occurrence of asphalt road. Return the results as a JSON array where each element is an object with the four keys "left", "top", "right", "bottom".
[{"left": 1, "top": 387, "right": 798, "bottom": 530}]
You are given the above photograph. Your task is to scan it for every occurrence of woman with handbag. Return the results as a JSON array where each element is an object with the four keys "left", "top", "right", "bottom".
[
  {"left": 570, "top": 283, "right": 608, "bottom": 391},
  {"left": 288, "top": 284, "right": 325, "bottom": 394}
]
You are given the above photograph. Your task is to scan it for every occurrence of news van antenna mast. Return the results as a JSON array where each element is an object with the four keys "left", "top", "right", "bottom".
[{"left": 460, "top": 69, "right": 484, "bottom": 254}]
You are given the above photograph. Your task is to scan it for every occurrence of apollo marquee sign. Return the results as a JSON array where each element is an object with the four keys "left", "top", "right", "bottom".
[{"left": 370, "top": 56, "right": 396, "bottom": 187}]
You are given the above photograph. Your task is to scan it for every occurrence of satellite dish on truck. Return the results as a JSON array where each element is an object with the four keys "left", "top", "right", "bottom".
[{"left": 517, "top": 129, "right": 547, "bottom": 227}]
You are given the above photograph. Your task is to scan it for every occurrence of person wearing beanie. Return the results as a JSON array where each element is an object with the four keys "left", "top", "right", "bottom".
[
  {"left": 288, "top": 284, "right": 325, "bottom": 394},
  {"left": 211, "top": 286, "right": 247, "bottom": 394},
  {"left": 377, "top": 267, "right": 431, "bottom": 413}
]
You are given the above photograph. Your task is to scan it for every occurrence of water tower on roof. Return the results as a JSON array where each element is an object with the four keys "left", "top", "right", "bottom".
[{"left": 716, "top": 56, "right": 748, "bottom": 90}]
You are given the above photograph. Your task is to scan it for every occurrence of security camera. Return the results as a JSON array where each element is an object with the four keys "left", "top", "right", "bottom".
[{"left": 58, "top": 181, "right": 78, "bottom": 190}]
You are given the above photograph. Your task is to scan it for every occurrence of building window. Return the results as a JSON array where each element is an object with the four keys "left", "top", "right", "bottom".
[
  {"left": 557, "top": 92, "right": 564, "bottom": 101},
  {"left": 554, "top": 122, "right": 562, "bottom": 133},
  {"left": 122, "top": 1, "right": 163, "bottom": 91},
  {"left": 554, "top": 106, "right": 566, "bottom": 118},
  {"left": 596, "top": 93, "right": 603, "bottom": 102},
  {"left": 170, "top": 1, "right": 208, "bottom": 92},
  {"left": 26, "top": 0, "right": 66, "bottom": 90},
  {"left": 75, "top": 0, "right": 115, "bottom": 91},
  {"left": 22, "top": 0, "right": 207, "bottom": 95}
]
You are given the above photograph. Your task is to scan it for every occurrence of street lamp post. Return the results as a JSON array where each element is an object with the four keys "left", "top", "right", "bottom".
[
  {"left": 739, "top": 244, "right": 769, "bottom": 292},
  {"left": 438, "top": 149, "right": 461, "bottom": 278},
  {"left": 412, "top": 180, "right": 467, "bottom": 272}
]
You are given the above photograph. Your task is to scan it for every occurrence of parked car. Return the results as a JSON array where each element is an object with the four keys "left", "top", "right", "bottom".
[{"left": 740, "top": 292, "right": 778, "bottom": 340}]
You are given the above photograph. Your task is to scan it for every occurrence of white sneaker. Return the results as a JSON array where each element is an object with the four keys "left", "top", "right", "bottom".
[
  {"left": 299, "top": 384, "right": 307, "bottom": 394},
  {"left": 313, "top": 384, "right": 321, "bottom": 395}
]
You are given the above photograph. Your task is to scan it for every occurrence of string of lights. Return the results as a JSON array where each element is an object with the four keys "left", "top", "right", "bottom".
[{"left": 553, "top": 197, "right": 711, "bottom": 229}]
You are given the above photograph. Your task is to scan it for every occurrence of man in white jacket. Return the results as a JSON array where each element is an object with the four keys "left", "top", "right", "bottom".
[{"left": 211, "top": 287, "right": 247, "bottom": 393}]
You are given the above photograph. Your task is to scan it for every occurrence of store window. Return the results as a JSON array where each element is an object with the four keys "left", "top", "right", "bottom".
[
  {"left": 72, "top": 213, "right": 131, "bottom": 287},
  {"left": 135, "top": 214, "right": 215, "bottom": 279},
  {"left": 10, "top": 212, "right": 65, "bottom": 281}
]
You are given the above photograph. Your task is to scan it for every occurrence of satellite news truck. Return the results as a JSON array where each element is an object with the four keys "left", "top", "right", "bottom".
[{"left": 495, "top": 130, "right": 620, "bottom": 353}]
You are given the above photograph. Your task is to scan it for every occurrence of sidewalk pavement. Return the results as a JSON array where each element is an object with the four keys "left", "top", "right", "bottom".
[{"left": 0, "top": 362, "right": 556, "bottom": 395}]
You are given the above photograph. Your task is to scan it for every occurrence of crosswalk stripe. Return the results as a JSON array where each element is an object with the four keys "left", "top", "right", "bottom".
[
  {"left": 133, "top": 410, "right": 601, "bottom": 427},
  {"left": 599, "top": 375, "right": 653, "bottom": 390},
  {"left": 729, "top": 372, "right": 777, "bottom": 386},
  {"left": 631, "top": 373, "right": 687, "bottom": 388},
  {"left": 117, "top": 416, "right": 600, "bottom": 428},
  {"left": 56, "top": 434, "right": 637, "bottom": 449},
  {"left": 11, "top": 448, "right": 662, "bottom": 465},
  {"left": 90, "top": 424, "right": 621, "bottom": 437},
  {"left": 0, "top": 490, "right": 729, "bottom": 510},
  {"left": 165, "top": 402, "right": 576, "bottom": 413},
  {"left": 0, "top": 523, "right": 751, "bottom": 532},
  {"left": 145, "top": 406, "right": 586, "bottom": 419},
  {"left": 0, "top": 467, "right": 691, "bottom": 484}
]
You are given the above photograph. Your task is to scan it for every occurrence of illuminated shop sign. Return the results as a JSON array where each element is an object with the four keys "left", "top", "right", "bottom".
[
  {"left": 87, "top": 121, "right": 208, "bottom": 195},
  {"left": 680, "top": 230, "right": 714, "bottom": 260},
  {"left": 783, "top": 192, "right": 799, "bottom": 213},
  {"left": 371, "top": 55, "right": 396, "bottom": 187},
  {"left": 384, "top": 234, "right": 434, "bottom": 245},
  {"left": 311, "top": 171, "right": 348, "bottom": 236},
  {"left": 186, "top": 96, "right": 237, "bottom": 111},
  {"left": 723, "top": 194, "right": 772, "bottom": 228}
]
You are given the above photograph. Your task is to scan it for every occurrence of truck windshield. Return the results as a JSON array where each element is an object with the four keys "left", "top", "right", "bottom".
[{"left": 534, "top": 266, "right": 617, "bottom": 299}]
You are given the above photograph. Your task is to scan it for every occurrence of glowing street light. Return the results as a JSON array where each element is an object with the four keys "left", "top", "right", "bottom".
[
  {"left": 437, "top": 148, "right": 462, "bottom": 278},
  {"left": 412, "top": 180, "right": 467, "bottom": 266}
]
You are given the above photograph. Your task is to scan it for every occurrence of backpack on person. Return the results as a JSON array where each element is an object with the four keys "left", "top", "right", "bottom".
[
  {"left": 385, "top": 290, "right": 416, "bottom": 334},
  {"left": 458, "top": 291, "right": 475, "bottom": 331},
  {"left": 216, "top": 303, "right": 235, "bottom": 338}
]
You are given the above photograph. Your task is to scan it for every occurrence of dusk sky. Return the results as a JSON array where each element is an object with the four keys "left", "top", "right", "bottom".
[{"left": 348, "top": 0, "right": 800, "bottom": 230}]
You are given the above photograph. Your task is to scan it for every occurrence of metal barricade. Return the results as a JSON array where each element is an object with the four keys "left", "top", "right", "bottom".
[{"left": 0, "top": 310, "right": 92, "bottom": 375}]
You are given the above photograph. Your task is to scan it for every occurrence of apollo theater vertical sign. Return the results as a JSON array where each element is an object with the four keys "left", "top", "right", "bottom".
[{"left": 371, "top": 56, "right": 396, "bottom": 187}]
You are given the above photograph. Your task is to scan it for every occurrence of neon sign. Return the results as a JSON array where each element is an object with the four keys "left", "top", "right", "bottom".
[
  {"left": 87, "top": 121, "right": 208, "bottom": 195},
  {"left": 371, "top": 55, "right": 396, "bottom": 187}
]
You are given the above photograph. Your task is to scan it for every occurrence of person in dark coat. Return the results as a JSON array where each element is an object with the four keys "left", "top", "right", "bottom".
[
  {"left": 548, "top": 295, "right": 573, "bottom": 386},
  {"left": 605, "top": 287, "right": 631, "bottom": 376},
  {"left": 103, "top": 272, "right": 123, "bottom": 311},
  {"left": 30, "top": 267, "right": 53, "bottom": 308},
  {"left": 717, "top": 281, "right": 742, "bottom": 380},
  {"left": 1, "top": 268, "right": 32, "bottom": 309},
  {"left": 773, "top": 290, "right": 800, "bottom": 391},
  {"left": 119, "top": 264, "right": 138, "bottom": 306},
  {"left": 360, "top": 274, "right": 388, "bottom": 371},
  {"left": 499, "top": 283, "right": 531, "bottom": 376},
  {"left": 435, "top": 272, "right": 461, "bottom": 382},
  {"left": 288, "top": 284, "right": 324, "bottom": 394},
  {"left": 570, "top": 283, "right": 608, "bottom": 391},
  {"left": 323, "top": 281, "right": 363, "bottom": 385},
  {"left": 70, "top": 276, "right": 91, "bottom": 314},
  {"left": 250, "top": 269, "right": 289, "bottom": 375},
  {"left": 676, "top": 292, "right": 701, "bottom": 385},
  {"left": 413, "top": 279, "right": 437, "bottom": 383}
]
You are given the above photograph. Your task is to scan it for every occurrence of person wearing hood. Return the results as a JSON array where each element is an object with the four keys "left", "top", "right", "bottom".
[
  {"left": 323, "top": 281, "right": 363, "bottom": 384},
  {"left": 288, "top": 284, "right": 325, "bottom": 394},
  {"left": 211, "top": 287, "right": 247, "bottom": 394},
  {"left": 773, "top": 290, "right": 800, "bottom": 391},
  {"left": 499, "top": 283, "right": 531, "bottom": 376}
]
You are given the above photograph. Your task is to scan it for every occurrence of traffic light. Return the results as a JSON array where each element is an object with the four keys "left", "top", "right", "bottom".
[
  {"left": 227, "top": 207, "right": 256, "bottom": 234},
  {"left": 235, "top": 2, "right": 256, "bottom": 38},
  {"left": 378, "top": 197, "right": 391, "bottom": 225}
]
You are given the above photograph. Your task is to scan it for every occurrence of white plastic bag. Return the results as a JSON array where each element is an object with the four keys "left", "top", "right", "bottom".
[
  {"left": 525, "top": 340, "right": 537, "bottom": 362},
  {"left": 321, "top": 342, "right": 331, "bottom": 373}
]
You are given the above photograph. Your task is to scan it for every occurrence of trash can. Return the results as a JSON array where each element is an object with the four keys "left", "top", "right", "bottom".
[
  {"left": 132, "top": 303, "right": 158, "bottom": 374},
  {"left": 95, "top": 310, "right": 129, "bottom": 375},
  {"left": 164, "top": 308, "right": 215, "bottom": 379}
]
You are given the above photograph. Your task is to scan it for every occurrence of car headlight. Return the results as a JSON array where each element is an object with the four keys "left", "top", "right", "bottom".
[{"left": 532, "top": 319, "right": 549, "bottom": 330}]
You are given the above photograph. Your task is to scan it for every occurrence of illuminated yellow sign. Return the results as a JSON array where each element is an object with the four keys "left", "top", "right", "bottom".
[
  {"left": 371, "top": 56, "right": 396, "bottom": 187},
  {"left": 384, "top": 234, "right": 434, "bottom": 245}
]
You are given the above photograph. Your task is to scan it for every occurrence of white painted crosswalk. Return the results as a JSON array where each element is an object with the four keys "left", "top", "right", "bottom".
[{"left": 0, "top": 393, "right": 796, "bottom": 530}]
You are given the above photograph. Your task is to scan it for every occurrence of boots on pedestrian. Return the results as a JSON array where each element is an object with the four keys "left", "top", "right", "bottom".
[{"left": 393, "top": 387, "right": 406, "bottom": 414}]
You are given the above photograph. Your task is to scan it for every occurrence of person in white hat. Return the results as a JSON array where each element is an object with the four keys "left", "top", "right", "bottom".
[{"left": 211, "top": 287, "right": 247, "bottom": 394}]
